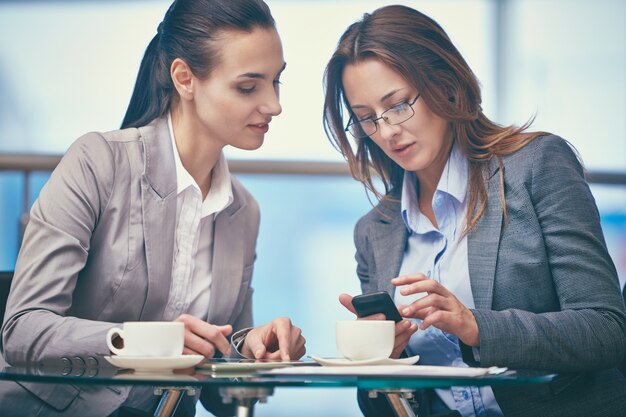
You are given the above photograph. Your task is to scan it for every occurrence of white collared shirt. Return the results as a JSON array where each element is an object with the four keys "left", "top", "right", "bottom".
[
  {"left": 123, "top": 114, "right": 233, "bottom": 412},
  {"left": 163, "top": 112, "right": 234, "bottom": 321}
]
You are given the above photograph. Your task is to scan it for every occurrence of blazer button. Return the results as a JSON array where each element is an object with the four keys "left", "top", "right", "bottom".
[
  {"left": 73, "top": 356, "right": 86, "bottom": 368},
  {"left": 60, "top": 357, "right": 72, "bottom": 375}
]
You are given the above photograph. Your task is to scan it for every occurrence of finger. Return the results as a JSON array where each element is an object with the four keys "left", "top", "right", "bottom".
[
  {"left": 182, "top": 346, "right": 204, "bottom": 356},
  {"left": 288, "top": 329, "right": 305, "bottom": 359},
  {"left": 394, "top": 319, "right": 411, "bottom": 335},
  {"left": 402, "top": 293, "right": 449, "bottom": 316},
  {"left": 421, "top": 309, "right": 447, "bottom": 330},
  {"left": 217, "top": 324, "right": 233, "bottom": 337},
  {"left": 391, "top": 322, "right": 418, "bottom": 358},
  {"left": 185, "top": 320, "right": 232, "bottom": 357},
  {"left": 272, "top": 318, "right": 293, "bottom": 361},
  {"left": 360, "top": 312, "right": 386, "bottom": 321},
  {"left": 293, "top": 335, "right": 306, "bottom": 359},
  {"left": 183, "top": 331, "right": 216, "bottom": 358},
  {"left": 338, "top": 293, "right": 357, "bottom": 315},
  {"left": 407, "top": 306, "right": 434, "bottom": 320},
  {"left": 245, "top": 328, "right": 269, "bottom": 358},
  {"left": 399, "top": 279, "right": 444, "bottom": 297},
  {"left": 263, "top": 350, "right": 283, "bottom": 360},
  {"left": 395, "top": 321, "right": 418, "bottom": 343},
  {"left": 175, "top": 315, "right": 218, "bottom": 357},
  {"left": 391, "top": 273, "right": 429, "bottom": 286},
  {"left": 253, "top": 343, "right": 267, "bottom": 359}
]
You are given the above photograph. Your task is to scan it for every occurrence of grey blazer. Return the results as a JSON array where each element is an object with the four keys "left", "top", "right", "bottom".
[
  {"left": 355, "top": 135, "right": 626, "bottom": 417},
  {"left": 0, "top": 117, "right": 259, "bottom": 416}
]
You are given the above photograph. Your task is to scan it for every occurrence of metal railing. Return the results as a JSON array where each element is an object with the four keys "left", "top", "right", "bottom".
[
  {"left": 2, "top": 152, "right": 626, "bottom": 238},
  {"left": 0, "top": 153, "right": 353, "bottom": 240}
]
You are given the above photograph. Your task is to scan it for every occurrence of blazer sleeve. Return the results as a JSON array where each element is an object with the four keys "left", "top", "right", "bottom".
[
  {"left": 354, "top": 216, "right": 378, "bottom": 295},
  {"left": 473, "top": 136, "right": 626, "bottom": 372},
  {"left": 1, "top": 133, "right": 119, "bottom": 363}
]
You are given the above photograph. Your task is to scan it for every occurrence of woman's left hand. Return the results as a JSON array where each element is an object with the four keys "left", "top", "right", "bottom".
[
  {"left": 393, "top": 274, "right": 480, "bottom": 346},
  {"left": 241, "top": 317, "right": 306, "bottom": 361}
]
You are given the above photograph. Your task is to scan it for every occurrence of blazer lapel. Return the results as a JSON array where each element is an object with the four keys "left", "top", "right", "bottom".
[
  {"left": 138, "top": 118, "right": 177, "bottom": 320},
  {"left": 371, "top": 195, "right": 408, "bottom": 296},
  {"left": 207, "top": 192, "right": 245, "bottom": 325},
  {"left": 468, "top": 159, "right": 504, "bottom": 310}
]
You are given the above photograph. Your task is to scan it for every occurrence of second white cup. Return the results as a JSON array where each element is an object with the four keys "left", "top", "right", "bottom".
[
  {"left": 336, "top": 320, "right": 395, "bottom": 361},
  {"left": 106, "top": 321, "right": 184, "bottom": 357}
]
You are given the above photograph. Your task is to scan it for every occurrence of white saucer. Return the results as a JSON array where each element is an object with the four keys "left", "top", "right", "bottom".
[
  {"left": 308, "top": 354, "right": 420, "bottom": 367},
  {"left": 104, "top": 355, "right": 204, "bottom": 372}
]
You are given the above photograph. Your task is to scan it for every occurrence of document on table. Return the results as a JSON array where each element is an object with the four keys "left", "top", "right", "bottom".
[{"left": 262, "top": 365, "right": 508, "bottom": 377}]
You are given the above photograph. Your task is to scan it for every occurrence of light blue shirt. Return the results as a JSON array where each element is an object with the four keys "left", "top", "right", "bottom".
[{"left": 393, "top": 144, "right": 504, "bottom": 417}]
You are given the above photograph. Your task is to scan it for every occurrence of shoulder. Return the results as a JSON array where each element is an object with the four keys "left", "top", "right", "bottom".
[
  {"left": 65, "top": 126, "right": 143, "bottom": 162},
  {"left": 355, "top": 192, "right": 401, "bottom": 236},
  {"left": 59, "top": 131, "right": 116, "bottom": 179},
  {"left": 499, "top": 134, "right": 584, "bottom": 181},
  {"left": 503, "top": 134, "right": 581, "bottom": 169}
]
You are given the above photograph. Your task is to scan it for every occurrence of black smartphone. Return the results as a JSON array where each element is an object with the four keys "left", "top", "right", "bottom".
[{"left": 351, "top": 291, "right": 403, "bottom": 322}]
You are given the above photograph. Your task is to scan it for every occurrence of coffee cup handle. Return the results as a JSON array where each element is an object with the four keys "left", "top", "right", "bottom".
[{"left": 106, "top": 327, "right": 125, "bottom": 356}]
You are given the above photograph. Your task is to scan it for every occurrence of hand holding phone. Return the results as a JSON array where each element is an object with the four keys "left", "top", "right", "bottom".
[{"left": 351, "top": 291, "right": 403, "bottom": 322}]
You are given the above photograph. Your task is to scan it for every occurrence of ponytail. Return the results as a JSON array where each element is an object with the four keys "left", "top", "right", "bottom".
[
  {"left": 121, "top": 34, "right": 171, "bottom": 129},
  {"left": 120, "top": 0, "right": 276, "bottom": 130}
]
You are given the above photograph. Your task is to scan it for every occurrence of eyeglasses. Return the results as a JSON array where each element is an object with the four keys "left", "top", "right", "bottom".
[{"left": 345, "top": 95, "right": 421, "bottom": 139}]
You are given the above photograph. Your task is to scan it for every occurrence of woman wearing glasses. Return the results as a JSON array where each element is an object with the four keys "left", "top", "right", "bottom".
[
  {"left": 324, "top": 5, "right": 626, "bottom": 417},
  {"left": 0, "top": 1, "right": 305, "bottom": 416}
]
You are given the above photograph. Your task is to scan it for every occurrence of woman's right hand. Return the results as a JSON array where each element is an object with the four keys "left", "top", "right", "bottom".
[
  {"left": 338, "top": 293, "right": 418, "bottom": 359},
  {"left": 174, "top": 314, "right": 232, "bottom": 358}
]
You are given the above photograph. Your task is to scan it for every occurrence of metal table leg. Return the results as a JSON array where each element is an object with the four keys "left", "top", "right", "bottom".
[
  {"left": 368, "top": 389, "right": 417, "bottom": 417},
  {"left": 219, "top": 386, "right": 275, "bottom": 417},
  {"left": 153, "top": 386, "right": 196, "bottom": 417},
  {"left": 386, "top": 392, "right": 416, "bottom": 417}
]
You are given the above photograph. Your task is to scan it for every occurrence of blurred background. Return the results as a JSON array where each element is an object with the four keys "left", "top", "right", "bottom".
[{"left": 0, "top": 0, "right": 625, "bottom": 416}]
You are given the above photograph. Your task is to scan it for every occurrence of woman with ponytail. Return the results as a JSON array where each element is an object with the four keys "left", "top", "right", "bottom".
[
  {"left": 324, "top": 5, "right": 626, "bottom": 417},
  {"left": 0, "top": 1, "right": 305, "bottom": 416}
]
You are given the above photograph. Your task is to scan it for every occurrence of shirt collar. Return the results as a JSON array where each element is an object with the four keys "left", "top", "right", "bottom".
[
  {"left": 168, "top": 112, "right": 233, "bottom": 218},
  {"left": 401, "top": 142, "right": 468, "bottom": 232},
  {"left": 440, "top": 142, "right": 468, "bottom": 205}
]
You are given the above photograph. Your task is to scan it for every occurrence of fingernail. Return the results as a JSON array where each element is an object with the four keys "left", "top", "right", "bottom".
[{"left": 403, "top": 308, "right": 411, "bottom": 315}]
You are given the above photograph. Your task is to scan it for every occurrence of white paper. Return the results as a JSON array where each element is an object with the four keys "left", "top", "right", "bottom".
[{"left": 262, "top": 364, "right": 507, "bottom": 377}]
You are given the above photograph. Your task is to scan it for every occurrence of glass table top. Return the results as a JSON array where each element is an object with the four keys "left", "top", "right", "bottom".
[{"left": 0, "top": 356, "right": 558, "bottom": 391}]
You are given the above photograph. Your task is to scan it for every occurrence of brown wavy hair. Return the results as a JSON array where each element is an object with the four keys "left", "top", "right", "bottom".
[{"left": 323, "top": 5, "right": 547, "bottom": 232}]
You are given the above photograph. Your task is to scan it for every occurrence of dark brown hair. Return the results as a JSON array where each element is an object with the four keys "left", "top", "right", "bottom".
[
  {"left": 323, "top": 5, "right": 547, "bottom": 231},
  {"left": 122, "top": 0, "right": 275, "bottom": 129}
]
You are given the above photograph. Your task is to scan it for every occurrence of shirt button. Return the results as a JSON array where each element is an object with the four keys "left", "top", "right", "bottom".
[{"left": 176, "top": 301, "right": 182, "bottom": 309}]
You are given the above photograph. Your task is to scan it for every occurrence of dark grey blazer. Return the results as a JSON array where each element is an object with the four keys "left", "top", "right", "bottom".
[
  {"left": 354, "top": 135, "right": 626, "bottom": 417},
  {"left": 0, "top": 117, "right": 260, "bottom": 416}
]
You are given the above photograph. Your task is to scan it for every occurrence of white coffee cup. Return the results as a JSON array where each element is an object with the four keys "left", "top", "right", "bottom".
[
  {"left": 336, "top": 320, "right": 395, "bottom": 361},
  {"left": 106, "top": 321, "right": 184, "bottom": 357}
]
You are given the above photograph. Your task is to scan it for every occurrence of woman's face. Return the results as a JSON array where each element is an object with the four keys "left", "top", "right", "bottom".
[
  {"left": 342, "top": 58, "right": 451, "bottom": 182},
  {"left": 190, "top": 27, "right": 284, "bottom": 151}
]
